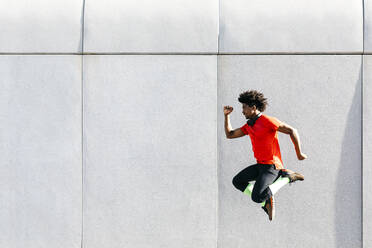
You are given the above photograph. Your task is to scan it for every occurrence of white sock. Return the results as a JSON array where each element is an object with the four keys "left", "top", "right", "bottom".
[{"left": 268, "top": 176, "right": 290, "bottom": 195}]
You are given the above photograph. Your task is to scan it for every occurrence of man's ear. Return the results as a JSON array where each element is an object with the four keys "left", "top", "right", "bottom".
[{"left": 252, "top": 105, "right": 257, "bottom": 111}]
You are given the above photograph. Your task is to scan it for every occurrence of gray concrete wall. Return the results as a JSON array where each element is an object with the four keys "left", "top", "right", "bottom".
[
  {"left": 363, "top": 55, "right": 372, "bottom": 248},
  {"left": 0, "top": 0, "right": 370, "bottom": 248},
  {"left": 83, "top": 55, "right": 217, "bottom": 248},
  {"left": 219, "top": 0, "right": 363, "bottom": 53},
  {"left": 0, "top": 56, "right": 82, "bottom": 247}
]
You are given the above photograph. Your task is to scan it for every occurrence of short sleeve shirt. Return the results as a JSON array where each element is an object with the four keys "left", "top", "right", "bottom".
[{"left": 240, "top": 114, "right": 284, "bottom": 170}]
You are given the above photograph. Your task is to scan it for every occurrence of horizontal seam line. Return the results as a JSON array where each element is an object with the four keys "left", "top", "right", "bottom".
[{"left": 0, "top": 53, "right": 369, "bottom": 55}]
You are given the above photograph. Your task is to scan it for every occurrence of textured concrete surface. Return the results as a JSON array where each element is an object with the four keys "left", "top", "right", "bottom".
[
  {"left": 218, "top": 55, "right": 362, "bottom": 248},
  {"left": 219, "top": 0, "right": 363, "bottom": 53},
  {"left": 0, "top": 56, "right": 82, "bottom": 248},
  {"left": 84, "top": 0, "right": 218, "bottom": 53},
  {"left": 83, "top": 55, "right": 217, "bottom": 248},
  {"left": 363, "top": 55, "right": 372, "bottom": 248},
  {"left": 0, "top": 0, "right": 83, "bottom": 53},
  {"left": 0, "top": 0, "right": 369, "bottom": 247}
]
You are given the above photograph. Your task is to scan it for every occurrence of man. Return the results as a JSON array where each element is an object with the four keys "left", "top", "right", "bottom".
[{"left": 224, "top": 90, "right": 307, "bottom": 221}]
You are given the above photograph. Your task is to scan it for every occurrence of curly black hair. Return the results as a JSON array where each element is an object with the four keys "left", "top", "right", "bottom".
[{"left": 238, "top": 90, "right": 268, "bottom": 112}]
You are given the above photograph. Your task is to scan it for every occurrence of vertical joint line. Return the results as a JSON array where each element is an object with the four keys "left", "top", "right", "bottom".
[
  {"left": 363, "top": 0, "right": 365, "bottom": 54},
  {"left": 81, "top": 0, "right": 86, "bottom": 247},
  {"left": 217, "top": 0, "right": 220, "bottom": 246},
  {"left": 217, "top": 0, "right": 220, "bottom": 55},
  {"left": 216, "top": 0, "right": 220, "bottom": 246},
  {"left": 81, "top": 56, "right": 84, "bottom": 248},
  {"left": 216, "top": 81, "right": 218, "bottom": 248},
  {"left": 361, "top": 55, "right": 364, "bottom": 247},
  {"left": 361, "top": 0, "right": 365, "bottom": 242},
  {"left": 81, "top": 0, "right": 86, "bottom": 54},
  {"left": 360, "top": 0, "right": 365, "bottom": 244}
]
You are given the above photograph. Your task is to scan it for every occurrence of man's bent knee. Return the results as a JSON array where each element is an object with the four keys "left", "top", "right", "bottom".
[{"left": 232, "top": 176, "right": 245, "bottom": 191}]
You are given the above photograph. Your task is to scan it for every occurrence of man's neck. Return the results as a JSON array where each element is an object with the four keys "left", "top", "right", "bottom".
[{"left": 252, "top": 111, "right": 262, "bottom": 119}]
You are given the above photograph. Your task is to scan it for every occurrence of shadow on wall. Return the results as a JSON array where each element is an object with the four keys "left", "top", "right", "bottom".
[{"left": 335, "top": 66, "right": 362, "bottom": 248}]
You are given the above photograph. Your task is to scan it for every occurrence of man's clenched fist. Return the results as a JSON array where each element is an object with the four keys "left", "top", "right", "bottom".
[{"left": 224, "top": 106, "right": 233, "bottom": 116}]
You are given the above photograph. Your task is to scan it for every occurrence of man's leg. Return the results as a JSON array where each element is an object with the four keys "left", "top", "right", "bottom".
[
  {"left": 243, "top": 182, "right": 265, "bottom": 207},
  {"left": 268, "top": 176, "right": 290, "bottom": 195},
  {"left": 251, "top": 164, "right": 281, "bottom": 220},
  {"left": 268, "top": 169, "right": 305, "bottom": 195},
  {"left": 250, "top": 165, "right": 305, "bottom": 220},
  {"left": 232, "top": 164, "right": 259, "bottom": 201},
  {"left": 251, "top": 164, "right": 280, "bottom": 204}
]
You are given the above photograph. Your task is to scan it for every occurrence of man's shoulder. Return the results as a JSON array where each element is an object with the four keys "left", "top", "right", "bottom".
[
  {"left": 260, "top": 114, "right": 282, "bottom": 129},
  {"left": 260, "top": 114, "right": 273, "bottom": 122},
  {"left": 261, "top": 114, "right": 279, "bottom": 121}
]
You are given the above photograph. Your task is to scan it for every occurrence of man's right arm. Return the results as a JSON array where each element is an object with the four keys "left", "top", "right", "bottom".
[
  {"left": 277, "top": 122, "right": 307, "bottom": 160},
  {"left": 225, "top": 114, "right": 245, "bottom": 139}
]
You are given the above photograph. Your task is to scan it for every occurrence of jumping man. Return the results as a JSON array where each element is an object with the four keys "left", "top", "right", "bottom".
[{"left": 224, "top": 90, "right": 307, "bottom": 221}]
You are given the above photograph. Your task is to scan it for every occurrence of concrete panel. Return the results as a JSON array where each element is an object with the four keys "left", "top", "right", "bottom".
[
  {"left": 365, "top": 0, "right": 372, "bottom": 52},
  {"left": 363, "top": 55, "right": 372, "bottom": 248},
  {"left": 0, "top": 56, "right": 82, "bottom": 247},
  {"left": 0, "top": 0, "right": 83, "bottom": 53},
  {"left": 83, "top": 55, "right": 217, "bottom": 248},
  {"left": 219, "top": 0, "right": 363, "bottom": 53},
  {"left": 84, "top": 0, "right": 218, "bottom": 53},
  {"left": 218, "top": 55, "right": 362, "bottom": 247}
]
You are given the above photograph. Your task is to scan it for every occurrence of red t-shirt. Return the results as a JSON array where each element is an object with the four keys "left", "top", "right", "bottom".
[{"left": 240, "top": 114, "right": 284, "bottom": 170}]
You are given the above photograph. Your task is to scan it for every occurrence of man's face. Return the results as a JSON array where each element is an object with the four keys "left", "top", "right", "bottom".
[{"left": 242, "top": 103, "right": 256, "bottom": 119}]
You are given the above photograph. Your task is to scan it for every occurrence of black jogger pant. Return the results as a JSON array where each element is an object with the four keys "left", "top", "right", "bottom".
[{"left": 232, "top": 163, "right": 281, "bottom": 203}]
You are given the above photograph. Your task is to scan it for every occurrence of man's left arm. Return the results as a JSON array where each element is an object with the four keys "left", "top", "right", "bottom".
[{"left": 277, "top": 122, "right": 308, "bottom": 161}]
